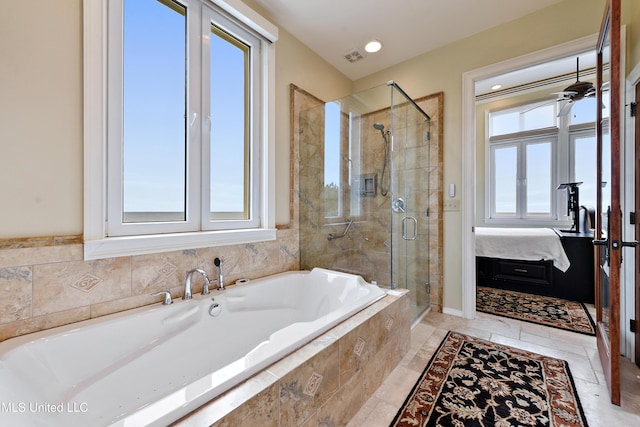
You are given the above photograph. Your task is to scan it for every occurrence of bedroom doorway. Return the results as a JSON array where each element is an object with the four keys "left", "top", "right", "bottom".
[
  {"left": 465, "top": 1, "right": 634, "bottom": 407},
  {"left": 461, "top": 34, "right": 600, "bottom": 319}
]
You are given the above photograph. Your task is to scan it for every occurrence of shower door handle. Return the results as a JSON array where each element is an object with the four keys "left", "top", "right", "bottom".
[{"left": 401, "top": 216, "right": 417, "bottom": 241}]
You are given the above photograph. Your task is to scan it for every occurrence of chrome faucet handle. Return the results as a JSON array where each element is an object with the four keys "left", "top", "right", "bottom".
[
  {"left": 152, "top": 291, "right": 173, "bottom": 305},
  {"left": 185, "top": 268, "right": 211, "bottom": 299}
]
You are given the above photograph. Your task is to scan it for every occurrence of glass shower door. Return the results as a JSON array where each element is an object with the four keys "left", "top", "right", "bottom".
[{"left": 390, "top": 87, "right": 431, "bottom": 320}]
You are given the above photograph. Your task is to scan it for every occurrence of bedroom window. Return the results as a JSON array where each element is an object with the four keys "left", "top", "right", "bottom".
[
  {"left": 489, "top": 101, "right": 557, "bottom": 220},
  {"left": 490, "top": 135, "right": 556, "bottom": 219},
  {"left": 486, "top": 97, "right": 599, "bottom": 225},
  {"left": 83, "top": 0, "right": 278, "bottom": 259}
]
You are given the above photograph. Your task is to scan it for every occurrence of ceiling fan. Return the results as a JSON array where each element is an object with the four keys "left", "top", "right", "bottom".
[
  {"left": 553, "top": 57, "right": 596, "bottom": 116},
  {"left": 520, "top": 57, "right": 596, "bottom": 117}
]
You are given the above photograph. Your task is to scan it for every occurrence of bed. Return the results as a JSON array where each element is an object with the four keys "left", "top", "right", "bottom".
[{"left": 475, "top": 227, "right": 594, "bottom": 303}]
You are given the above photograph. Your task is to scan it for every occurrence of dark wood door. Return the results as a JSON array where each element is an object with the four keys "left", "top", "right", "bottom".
[{"left": 595, "top": 0, "right": 621, "bottom": 405}]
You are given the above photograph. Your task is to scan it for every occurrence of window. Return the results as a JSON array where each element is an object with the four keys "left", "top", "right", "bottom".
[
  {"left": 486, "top": 96, "right": 599, "bottom": 224},
  {"left": 121, "top": 0, "right": 187, "bottom": 225},
  {"left": 324, "top": 102, "right": 341, "bottom": 218},
  {"left": 490, "top": 135, "right": 556, "bottom": 219},
  {"left": 568, "top": 92, "right": 609, "bottom": 212},
  {"left": 84, "top": 0, "right": 278, "bottom": 259},
  {"left": 569, "top": 125, "right": 610, "bottom": 212},
  {"left": 489, "top": 102, "right": 556, "bottom": 136}
]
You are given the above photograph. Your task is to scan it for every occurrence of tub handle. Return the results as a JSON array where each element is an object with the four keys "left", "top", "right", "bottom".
[{"left": 152, "top": 291, "right": 173, "bottom": 305}]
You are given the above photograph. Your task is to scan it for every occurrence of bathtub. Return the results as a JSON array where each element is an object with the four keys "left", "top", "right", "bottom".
[{"left": 0, "top": 268, "right": 386, "bottom": 427}]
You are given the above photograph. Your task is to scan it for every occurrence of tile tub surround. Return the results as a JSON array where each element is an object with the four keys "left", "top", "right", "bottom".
[
  {"left": 172, "top": 290, "right": 410, "bottom": 426},
  {"left": 0, "top": 228, "right": 300, "bottom": 342}
]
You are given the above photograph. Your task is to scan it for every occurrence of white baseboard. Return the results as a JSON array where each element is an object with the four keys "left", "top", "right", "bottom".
[{"left": 442, "top": 307, "right": 463, "bottom": 317}]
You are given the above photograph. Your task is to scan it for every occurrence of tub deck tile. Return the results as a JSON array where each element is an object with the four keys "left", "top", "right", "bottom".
[
  {"left": 172, "top": 370, "right": 279, "bottom": 427},
  {"left": 278, "top": 340, "right": 340, "bottom": 426},
  {"left": 174, "top": 291, "right": 410, "bottom": 427}
]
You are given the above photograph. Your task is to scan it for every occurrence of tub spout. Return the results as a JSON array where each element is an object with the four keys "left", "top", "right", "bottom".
[
  {"left": 214, "top": 257, "right": 225, "bottom": 290},
  {"left": 184, "top": 268, "right": 211, "bottom": 299}
]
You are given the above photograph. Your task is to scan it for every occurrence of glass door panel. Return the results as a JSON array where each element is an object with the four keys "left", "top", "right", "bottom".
[{"left": 390, "top": 86, "right": 431, "bottom": 321}]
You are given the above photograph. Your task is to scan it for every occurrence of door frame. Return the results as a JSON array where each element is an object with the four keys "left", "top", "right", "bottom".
[
  {"left": 624, "top": 62, "right": 640, "bottom": 364},
  {"left": 461, "top": 34, "right": 599, "bottom": 318},
  {"left": 595, "top": 0, "right": 622, "bottom": 405}
]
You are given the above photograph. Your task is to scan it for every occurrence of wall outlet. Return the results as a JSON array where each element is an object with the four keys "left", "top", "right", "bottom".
[{"left": 443, "top": 199, "right": 460, "bottom": 211}]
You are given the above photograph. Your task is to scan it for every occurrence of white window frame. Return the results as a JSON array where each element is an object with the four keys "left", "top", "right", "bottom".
[
  {"left": 83, "top": 0, "right": 278, "bottom": 260},
  {"left": 488, "top": 131, "right": 558, "bottom": 222},
  {"left": 485, "top": 98, "right": 601, "bottom": 227}
]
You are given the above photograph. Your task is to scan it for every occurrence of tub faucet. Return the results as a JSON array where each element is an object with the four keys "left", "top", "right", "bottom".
[
  {"left": 214, "top": 257, "right": 225, "bottom": 290},
  {"left": 184, "top": 268, "right": 211, "bottom": 299}
]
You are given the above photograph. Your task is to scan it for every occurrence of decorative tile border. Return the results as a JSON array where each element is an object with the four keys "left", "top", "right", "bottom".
[
  {"left": 353, "top": 337, "right": 366, "bottom": 357},
  {"left": 71, "top": 273, "right": 103, "bottom": 293},
  {"left": 304, "top": 372, "right": 324, "bottom": 397}
]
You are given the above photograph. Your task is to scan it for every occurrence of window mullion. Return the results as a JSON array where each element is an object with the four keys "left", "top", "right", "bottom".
[
  {"left": 517, "top": 142, "right": 525, "bottom": 219},
  {"left": 185, "top": 2, "right": 204, "bottom": 229},
  {"left": 200, "top": 7, "right": 212, "bottom": 231}
]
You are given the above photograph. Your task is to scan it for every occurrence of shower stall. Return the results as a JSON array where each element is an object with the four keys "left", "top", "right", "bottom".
[{"left": 297, "top": 81, "right": 439, "bottom": 321}]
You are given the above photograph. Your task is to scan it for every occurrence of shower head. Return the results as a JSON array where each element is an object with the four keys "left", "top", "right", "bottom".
[{"left": 373, "top": 123, "right": 385, "bottom": 132}]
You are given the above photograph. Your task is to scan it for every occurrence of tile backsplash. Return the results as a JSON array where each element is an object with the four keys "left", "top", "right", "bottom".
[{"left": 0, "top": 229, "right": 299, "bottom": 342}]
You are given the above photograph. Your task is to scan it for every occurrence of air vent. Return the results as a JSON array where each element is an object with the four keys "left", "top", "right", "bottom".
[{"left": 344, "top": 49, "right": 364, "bottom": 63}]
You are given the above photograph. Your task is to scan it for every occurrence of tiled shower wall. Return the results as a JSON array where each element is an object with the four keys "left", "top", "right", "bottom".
[
  {"left": 0, "top": 229, "right": 299, "bottom": 342},
  {"left": 295, "top": 85, "right": 443, "bottom": 312}
]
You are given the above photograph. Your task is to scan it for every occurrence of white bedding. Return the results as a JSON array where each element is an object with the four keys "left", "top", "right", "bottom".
[{"left": 475, "top": 227, "right": 570, "bottom": 272}]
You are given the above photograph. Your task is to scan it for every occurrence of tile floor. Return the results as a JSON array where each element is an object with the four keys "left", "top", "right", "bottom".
[{"left": 348, "top": 310, "right": 640, "bottom": 427}]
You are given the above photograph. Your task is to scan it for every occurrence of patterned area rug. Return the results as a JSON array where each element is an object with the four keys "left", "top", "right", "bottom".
[
  {"left": 476, "top": 287, "right": 596, "bottom": 336},
  {"left": 391, "top": 331, "right": 589, "bottom": 427}
]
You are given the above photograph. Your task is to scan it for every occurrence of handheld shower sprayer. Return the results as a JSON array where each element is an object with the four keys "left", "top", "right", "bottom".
[{"left": 374, "top": 123, "right": 389, "bottom": 196}]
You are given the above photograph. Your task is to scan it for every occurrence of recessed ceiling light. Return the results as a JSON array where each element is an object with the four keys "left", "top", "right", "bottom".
[
  {"left": 491, "top": 84, "right": 502, "bottom": 90},
  {"left": 364, "top": 40, "right": 382, "bottom": 53}
]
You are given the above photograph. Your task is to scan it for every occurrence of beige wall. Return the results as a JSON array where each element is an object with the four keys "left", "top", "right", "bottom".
[
  {"left": 1, "top": 0, "right": 639, "bottom": 316},
  {"left": 0, "top": 1, "right": 83, "bottom": 237},
  {"left": 624, "top": 0, "right": 640, "bottom": 72}
]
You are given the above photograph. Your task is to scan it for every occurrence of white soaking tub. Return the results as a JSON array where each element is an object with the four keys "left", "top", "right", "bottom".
[{"left": 0, "top": 268, "right": 385, "bottom": 427}]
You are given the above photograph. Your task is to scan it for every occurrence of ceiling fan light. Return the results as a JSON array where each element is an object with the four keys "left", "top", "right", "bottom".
[{"left": 364, "top": 40, "right": 382, "bottom": 53}]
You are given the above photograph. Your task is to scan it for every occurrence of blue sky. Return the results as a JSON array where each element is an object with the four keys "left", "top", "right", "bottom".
[{"left": 123, "top": 0, "right": 246, "bottom": 216}]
